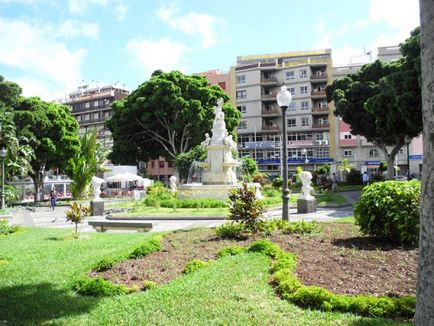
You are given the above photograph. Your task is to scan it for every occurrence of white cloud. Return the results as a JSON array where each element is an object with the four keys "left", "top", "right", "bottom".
[
  {"left": 126, "top": 37, "right": 189, "bottom": 77},
  {"left": 59, "top": 20, "right": 99, "bottom": 39},
  {"left": 157, "top": 4, "right": 222, "bottom": 49},
  {"left": 332, "top": 45, "right": 370, "bottom": 67},
  {"left": 369, "top": 0, "right": 419, "bottom": 32},
  {"left": 68, "top": 0, "right": 108, "bottom": 14},
  {"left": 115, "top": 2, "right": 128, "bottom": 21},
  {"left": 0, "top": 18, "right": 86, "bottom": 98}
]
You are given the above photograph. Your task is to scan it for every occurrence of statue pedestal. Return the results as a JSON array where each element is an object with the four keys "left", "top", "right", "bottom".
[
  {"left": 297, "top": 198, "right": 317, "bottom": 213},
  {"left": 91, "top": 200, "right": 105, "bottom": 216}
]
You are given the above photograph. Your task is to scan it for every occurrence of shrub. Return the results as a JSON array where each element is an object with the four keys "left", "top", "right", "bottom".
[
  {"left": 261, "top": 186, "right": 281, "bottom": 198},
  {"left": 215, "top": 222, "right": 246, "bottom": 239},
  {"left": 72, "top": 276, "right": 136, "bottom": 296},
  {"left": 354, "top": 180, "right": 421, "bottom": 245},
  {"left": 92, "top": 257, "right": 123, "bottom": 272},
  {"left": 228, "top": 183, "right": 266, "bottom": 235},
  {"left": 142, "top": 280, "right": 157, "bottom": 290},
  {"left": 175, "top": 145, "right": 207, "bottom": 182},
  {"left": 217, "top": 245, "right": 246, "bottom": 258},
  {"left": 0, "top": 220, "right": 18, "bottom": 235},
  {"left": 346, "top": 168, "right": 362, "bottom": 185},
  {"left": 272, "top": 176, "right": 283, "bottom": 188},
  {"left": 258, "top": 220, "right": 317, "bottom": 236},
  {"left": 271, "top": 252, "right": 297, "bottom": 273},
  {"left": 129, "top": 237, "right": 162, "bottom": 259},
  {"left": 253, "top": 173, "right": 269, "bottom": 186},
  {"left": 65, "top": 202, "right": 91, "bottom": 239},
  {"left": 242, "top": 157, "right": 258, "bottom": 177},
  {"left": 248, "top": 239, "right": 282, "bottom": 258},
  {"left": 183, "top": 259, "right": 209, "bottom": 274}
]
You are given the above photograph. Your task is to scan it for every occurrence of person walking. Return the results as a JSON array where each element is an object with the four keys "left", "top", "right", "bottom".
[
  {"left": 331, "top": 173, "right": 338, "bottom": 193},
  {"left": 49, "top": 189, "right": 57, "bottom": 210},
  {"left": 362, "top": 172, "right": 369, "bottom": 186}
]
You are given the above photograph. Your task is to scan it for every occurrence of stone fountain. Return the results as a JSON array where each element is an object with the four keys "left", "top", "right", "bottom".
[{"left": 179, "top": 98, "right": 260, "bottom": 200}]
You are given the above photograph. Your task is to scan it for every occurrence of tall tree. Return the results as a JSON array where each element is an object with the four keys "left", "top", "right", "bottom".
[
  {"left": 327, "top": 29, "right": 422, "bottom": 179},
  {"left": 416, "top": 0, "right": 434, "bottom": 323},
  {"left": 107, "top": 70, "right": 240, "bottom": 164},
  {"left": 13, "top": 97, "right": 80, "bottom": 203}
]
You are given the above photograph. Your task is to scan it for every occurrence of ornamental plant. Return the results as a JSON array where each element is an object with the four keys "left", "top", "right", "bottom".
[
  {"left": 65, "top": 202, "right": 91, "bottom": 239},
  {"left": 354, "top": 180, "right": 421, "bottom": 245},
  {"left": 227, "top": 183, "right": 266, "bottom": 235}
]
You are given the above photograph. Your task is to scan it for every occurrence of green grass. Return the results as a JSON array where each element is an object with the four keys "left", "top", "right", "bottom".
[
  {"left": 0, "top": 209, "right": 6, "bottom": 215},
  {"left": 0, "top": 226, "right": 409, "bottom": 325},
  {"left": 336, "top": 184, "right": 365, "bottom": 192},
  {"left": 113, "top": 206, "right": 229, "bottom": 217}
]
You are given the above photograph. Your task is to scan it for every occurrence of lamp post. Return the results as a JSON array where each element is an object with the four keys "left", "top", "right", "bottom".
[
  {"left": 404, "top": 136, "right": 411, "bottom": 180},
  {"left": 277, "top": 85, "right": 292, "bottom": 221},
  {"left": 301, "top": 148, "right": 308, "bottom": 170},
  {"left": 0, "top": 147, "right": 6, "bottom": 209}
]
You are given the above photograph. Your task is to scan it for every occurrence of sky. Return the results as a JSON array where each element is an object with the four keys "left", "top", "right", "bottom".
[{"left": 0, "top": 0, "right": 420, "bottom": 101}]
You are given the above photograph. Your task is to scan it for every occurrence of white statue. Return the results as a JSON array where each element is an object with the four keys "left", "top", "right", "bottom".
[
  {"left": 223, "top": 134, "right": 237, "bottom": 162},
  {"left": 213, "top": 98, "right": 226, "bottom": 130},
  {"left": 91, "top": 176, "right": 105, "bottom": 201},
  {"left": 201, "top": 133, "right": 211, "bottom": 147},
  {"left": 299, "top": 171, "right": 314, "bottom": 200},
  {"left": 169, "top": 175, "right": 177, "bottom": 192}
]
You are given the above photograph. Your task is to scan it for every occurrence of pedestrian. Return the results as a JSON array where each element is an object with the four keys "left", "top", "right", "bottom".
[
  {"left": 49, "top": 188, "right": 57, "bottom": 210},
  {"left": 331, "top": 173, "right": 338, "bottom": 193},
  {"left": 362, "top": 172, "right": 369, "bottom": 186}
]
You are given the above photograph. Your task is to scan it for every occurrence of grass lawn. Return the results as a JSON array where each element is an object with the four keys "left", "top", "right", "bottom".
[{"left": 0, "top": 225, "right": 410, "bottom": 325}]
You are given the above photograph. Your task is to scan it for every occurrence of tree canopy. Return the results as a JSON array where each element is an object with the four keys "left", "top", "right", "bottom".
[
  {"left": 107, "top": 70, "right": 240, "bottom": 164},
  {"left": 13, "top": 97, "right": 80, "bottom": 202},
  {"left": 326, "top": 28, "right": 421, "bottom": 179}
]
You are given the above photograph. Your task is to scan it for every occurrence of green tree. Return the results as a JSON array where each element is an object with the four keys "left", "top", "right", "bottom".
[
  {"left": 13, "top": 97, "right": 80, "bottom": 203},
  {"left": 337, "top": 159, "right": 353, "bottom": 182},
  {"left": 242, "top": 157, "right": 258, "bottom": 177},
  {"left": 327, "top": 29, "right": 422, "bottom": 179},
  {"left": 107, "top": 70, "right": 240, "bottom": 164},
  {"left": 174, "top": 145, "right": 207, "bottom": 182},
  {"left": 69, "top": 129, "right": 108, "bottom": 199}
]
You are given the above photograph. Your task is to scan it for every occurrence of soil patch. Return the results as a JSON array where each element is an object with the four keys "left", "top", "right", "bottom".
[{"left": 92, "top": 222, "right": 417, "bottom": 297}]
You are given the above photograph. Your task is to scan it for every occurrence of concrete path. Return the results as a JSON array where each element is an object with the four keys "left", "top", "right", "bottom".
[{"left": 6, "top": 195, "right": 358, "bottom": 233}]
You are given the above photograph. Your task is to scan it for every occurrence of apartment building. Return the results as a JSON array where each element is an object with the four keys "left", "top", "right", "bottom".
[
  {"left": 61, "top": 82, "right": 129, "bottom": 149},
  {"left": 232, "top": 49, "right": 335, "bottom": 176},
  {"left": 332, "top": 46, "right": 423, "bottom": 177}
]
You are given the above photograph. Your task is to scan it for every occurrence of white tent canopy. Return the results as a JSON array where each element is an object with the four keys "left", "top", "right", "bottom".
[{"left": 105, "top": 172, "right": 144, "bottom": 182}]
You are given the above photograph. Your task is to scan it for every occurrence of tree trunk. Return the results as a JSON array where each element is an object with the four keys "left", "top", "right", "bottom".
[
  {"left": 385, "top": 155, "right": 396, "bottom": 180},
  {"left": 31, "top": 171, "right": 44, "bottom": 205},
  {"left": 416, "top": 0, "right": 434, "bottom": 323}
]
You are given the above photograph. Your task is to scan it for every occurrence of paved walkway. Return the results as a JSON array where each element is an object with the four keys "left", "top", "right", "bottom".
[{"left": 6, "top": 191, "right": 360, "bottom": 233}]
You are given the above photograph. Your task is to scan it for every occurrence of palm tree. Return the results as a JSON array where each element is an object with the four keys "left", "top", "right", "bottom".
[{"left": 337, "top": 159, "right": 353, "bottom": 182}]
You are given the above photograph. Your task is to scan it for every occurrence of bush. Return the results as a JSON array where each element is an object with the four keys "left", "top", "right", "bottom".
[
  {"left": 215, "top": 222, "right": 245, "bottom": 239},
  {"left": 253, "top": 173, "right": 269, "bottom": 186},
  {"left": 0, "top": 220, "right": 18, "bottom": 235},
  {"left": 183, "top": 259, "right": 209, "bottom": 274},
  {"left": 272, "top": 176, "right": 283, "bottom": 188},
  {"left": 217, "top": 245, "right": 246, "bottom": 258},
  {"left": 129, "top": 237, "right": 162, "bottom": 259},
  {"left": 261, "top": 186, "right": 281, "bottom": 198},
  {"left": 228, "top": 183, "right": 266, "bottom": 235},
  {"left": 258, "top": 220, "right": 317, "bottom": 236},
  {"left": 72, "top": 276, "right": 136, "bottom": 296},
  {"left": 175, "top": 145, "right": 207, "bottom": 182},
  {"left": 346, "top": 168, "right": 362, "bottom": 185},
  {"left": 142, "top": 280, "right": 157, "bottom": 290},
  {"left": 91, "top": 257, "right": 124, "bottom": 272},
  {"left": 354, "top": 180, "right": 421, "bottom": 245},
  {"left": 248, "top": 239, "right": 282, "bottom": 258}
]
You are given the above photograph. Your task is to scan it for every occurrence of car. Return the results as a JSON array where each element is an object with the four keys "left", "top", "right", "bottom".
[{"left": 394, "top": 175, "right": 408, "bottom": 181}]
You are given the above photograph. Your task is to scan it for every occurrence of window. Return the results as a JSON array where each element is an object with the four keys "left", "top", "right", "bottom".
[
  {"left": 286, "top": 71, "right": 295, "bottom": 80},
  {"left": 255, "top": 152, "right": 264, "bottom": 159},
  {"left": 76, "top": 115, "right": 81, "bottom": 121},
  {"left": 159, "top": 161, "right": 165, "bottom": 168},
  {"left": 218, "top": 82, "right": 226, "bottom": 90},
  {"left": 301, "top": 101, "right": 309, "bottom": 110},
  {"left": 288, "top": 102, "right": 296, "bottom": 111},
  {"left": 84, "top": 114, "right": 90, "bottom": 121},
  {"left": 85, "top": 102, "right": 90, "bottom": 108},
  {"left": 237, "top": 105, "right": 247, "bottom": 113},
  {"left": 301, "top": 117, "right": 310, "bottom": 126},
  {"left": 238, "top": 121, "right": 247, "bottom": 129},
  {"left": 300, "top": 86, "right": 308, "bottom": 94},
  {"left": 289, "top": 87, "right": 295, "bottom": 95},
  {"left": 93, "top": 112, "right": 99, "bottom": 119},
  {"left": 398, "top": 148, "right": 404, "bottom": 155},
  {"left": 104, "top": 111, "right": 111, "bottom": 118},
  {"left": 320, "top": 101, "right": 327, "bottom": 108},
  {"left": 316, "top": 148, "right": 329, "bottom": 158},
  {"left": 236, "top": 90, "right": 247, "bottom": 99},
  {"left": 287, "top": 119, "right": 296, "bottom": 128},
  {"left": 299, "top": 69, "right": 308, "bottom": 78},
  {"left": 236, "top": 75, "right": 246, "bottom": 84},
  {"left": 255, "top": 135, "right": 263, "bottom": 142},
  {"left": 315, "top": 133, "right": 324, "bottom": 140},
  {"left": 344, "top": 134, "right": 352, "bottom": 139},
  {"left": 344, "top": 150, "right": 353, "bottom": 157},
  {"left": 94, "top": 100, "right": 99, "bottom": 107},
  {"left": 267, "top": 149, "right": 280, "bottom": 159},
  {"left": 369, "top": 149, "right": 379, "bottom": 158},
  {"left": 240, "top": 151, "right": 250, "bottom": 158}
]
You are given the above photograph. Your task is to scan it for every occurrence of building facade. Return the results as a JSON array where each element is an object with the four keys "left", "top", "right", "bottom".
[
  {"left": 232, "top": 50, "right": 334, "bottom": 176},
  {"left": 61, "top": 82, "right": 129, "bottom": 149}
]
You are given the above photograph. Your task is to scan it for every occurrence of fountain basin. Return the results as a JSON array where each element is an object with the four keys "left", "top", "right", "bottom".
[{"left": 178, "top": 182, "right": 262, "bottom": 200}]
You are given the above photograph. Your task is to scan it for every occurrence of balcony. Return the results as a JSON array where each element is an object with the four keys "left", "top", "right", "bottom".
[
  {"left": 261, "top": 92, "right": 278, "bottom": 101},
  {"left": 311, "top": 90, "right": 326, "bottom": 98},
  {"left": 261, "top": 107, "right": 280, "bottom": 115},
  {"left": 287, "top": 140, "right": 314, "bottom": 146},
  {"left": 311, "top": 72, "right": 328, "bottom": 81},
  {"left": 262, "top": 124, "right": 280, "bottom": 131},
  {"left": 311, "top": 106, "right": 329, "bottom": 113},
  {"left": 312, "top": 122, "right": 329, "bottom": 129},
  {"left": 260, "top": 77, "right": 278, "bottom": 84}
]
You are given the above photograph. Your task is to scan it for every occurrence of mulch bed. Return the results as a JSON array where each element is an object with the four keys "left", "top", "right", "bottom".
[{"left": 92, "top": 222, "right": 417, "bottom": 297}]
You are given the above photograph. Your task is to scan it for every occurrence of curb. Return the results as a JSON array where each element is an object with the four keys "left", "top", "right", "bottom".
[{"left": 106, "top": 215, "right": 226, "bottom": 221}]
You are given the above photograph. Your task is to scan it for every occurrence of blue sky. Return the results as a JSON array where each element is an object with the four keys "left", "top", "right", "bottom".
[{"left": 0, "top": 0, "right": 420, "bottom": 100}]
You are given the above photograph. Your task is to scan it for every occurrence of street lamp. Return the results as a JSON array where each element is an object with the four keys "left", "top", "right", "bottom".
[
  {"left": 404, "top": 136, "right": 411, "bottom": 180},
  {"left": 277, "top": 85, "right": 292, "bottom": 221},
  {"left": 0, "top": 147, "right": 6, "bottom": 209},
  {"left": 301, "top": 148, "right": 308, "bottom": 170}
]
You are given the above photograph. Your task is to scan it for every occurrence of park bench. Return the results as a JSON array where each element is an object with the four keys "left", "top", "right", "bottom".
[{"left": 88, "top": 220, "right": 153, "bottom": 233}]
